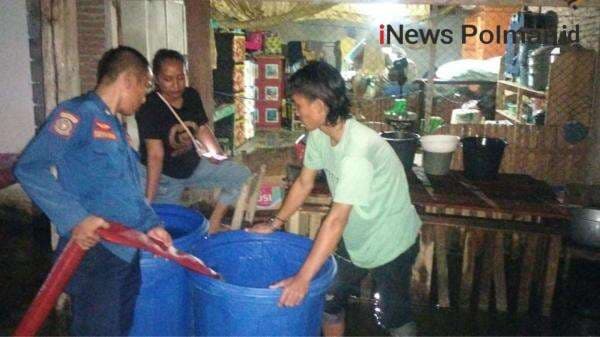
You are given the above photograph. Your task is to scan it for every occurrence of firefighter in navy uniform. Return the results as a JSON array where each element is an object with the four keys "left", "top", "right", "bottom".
[{"left": 14, "top": 46, "right": 172, "bottom": 336}]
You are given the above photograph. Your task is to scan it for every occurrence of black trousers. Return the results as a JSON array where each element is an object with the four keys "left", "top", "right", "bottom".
[
  {"left": 324, "top": 239, "right": 419, "bottom": 330},
  {"left": 57, "top": 239, "right": 140, "bottom": 336}
]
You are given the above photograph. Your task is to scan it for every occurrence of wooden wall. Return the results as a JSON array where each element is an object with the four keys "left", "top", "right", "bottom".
[
  {"left": 436, "top": 124, "right": 589, "bottom": 185},
  {"left": 185, "top": 0, "right": 214, "bottom": 124},
  {"left": 353, "top": 96, "right": 590, "bottom": 185}
]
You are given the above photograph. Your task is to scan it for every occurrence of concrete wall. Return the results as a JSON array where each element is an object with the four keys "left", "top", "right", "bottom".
[{"left": 0, "top": 1, "right": 35, "bottom": 153}]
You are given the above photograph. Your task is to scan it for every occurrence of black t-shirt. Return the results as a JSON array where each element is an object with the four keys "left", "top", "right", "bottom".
[{"left": 136, "top": 87, "right": 209, "bottom": 179}]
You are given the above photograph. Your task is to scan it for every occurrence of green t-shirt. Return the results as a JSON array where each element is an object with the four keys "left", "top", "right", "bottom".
[{"left": 304, "top": 118, "right": 422, "bottom": 268}]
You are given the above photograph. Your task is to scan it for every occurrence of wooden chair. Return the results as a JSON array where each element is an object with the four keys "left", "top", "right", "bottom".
[
  {"left": 230, "top": 164, "right": 267, "bottom": 230},
  {"left": 286, "top": 206, "right": 329, "bottom": 239}
]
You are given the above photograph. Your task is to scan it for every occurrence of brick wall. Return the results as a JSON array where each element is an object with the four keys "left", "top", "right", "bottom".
[
  {"left": 462, "top": 6, "right": 519, "bottom": 59},
  {"left": 77, "top": 0, "right": 107, "bottom": 92}
]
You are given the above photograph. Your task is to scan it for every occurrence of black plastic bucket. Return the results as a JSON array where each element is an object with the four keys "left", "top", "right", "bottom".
[
  {"left": 380, "top": 131, "right": 420, "bottom": 173},
  {"left": 461, "top": 137, "right": 507, "bottom": 180}
]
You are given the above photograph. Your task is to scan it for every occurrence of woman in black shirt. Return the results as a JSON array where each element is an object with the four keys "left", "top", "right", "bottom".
[{"left": 136, "top": 49, "right": 250, "bottom": 233}]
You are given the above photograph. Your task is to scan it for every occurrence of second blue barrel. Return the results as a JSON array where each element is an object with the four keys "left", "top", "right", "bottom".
[
  {"left": 129, "top": 204, "right": 208, "bottom": 336},
  {"left": 189, "top": 231, "right": 337, "bottom": 336}
]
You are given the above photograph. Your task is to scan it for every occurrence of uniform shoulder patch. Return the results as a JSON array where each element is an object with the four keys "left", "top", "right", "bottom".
[
  {"left": 51, "top": 110, "right": 80, "bottom": 138},
  {"left": 59, "top": 111, "right": 80, "bottom": 123}
]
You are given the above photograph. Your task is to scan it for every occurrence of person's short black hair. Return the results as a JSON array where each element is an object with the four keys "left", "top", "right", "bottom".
[
  {"left": 287, "top": 61, "right": 351, "bottom": 125},
  {"left": 152, "top": 49, "right": 186, "bottom": 80},
  {"left": 96, "top": 45, "right": 149, "bottom": 85}
]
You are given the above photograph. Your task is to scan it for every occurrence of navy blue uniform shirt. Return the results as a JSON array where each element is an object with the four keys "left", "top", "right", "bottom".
[{"left": 14, "top": 92, "right": 161, "bottom": 262}]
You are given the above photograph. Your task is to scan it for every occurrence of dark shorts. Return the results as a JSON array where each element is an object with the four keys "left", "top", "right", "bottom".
[
  {"left": 324, "top": 239, "right": 419, "bottom": 330},
  {"left": 57, "top": 239, "right": 141, "bottom": 336}
]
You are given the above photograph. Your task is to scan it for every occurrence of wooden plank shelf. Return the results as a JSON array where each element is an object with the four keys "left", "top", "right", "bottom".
[
  {"left": 495, "top": 48, "right": 595, "bottom": 129},
  {"left": 497, "top": 80, "right": 547, "bottom": 97},
  {"left": 495, "top": 109, "right": 521, "bottom": 124}
]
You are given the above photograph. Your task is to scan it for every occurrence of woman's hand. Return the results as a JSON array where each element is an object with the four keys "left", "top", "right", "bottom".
[
  {"left": 207, "top": 156, "right": 225, "bottom": 165},
  {"left": 270, "top": 273, "right": 311, "bottom": 307},
  {"left": 208, "top": 223, "right": 231, "bottom": 234},
  {"left": 245, "top": 222, "right": 275, "bottom": 234}
]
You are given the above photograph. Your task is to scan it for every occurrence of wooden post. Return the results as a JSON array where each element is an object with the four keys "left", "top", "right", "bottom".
[
  {"left": 435, "top": 226, "right": 450, "bottom": 308},
  {"left": 412, "top": 224, "right": 434, "bottom": 305},
  {"left": 542, "top": 234, "right": 562, "bottom": 316},
  {"left": 308, "top": 213, "right": 322, "bottom": 240},
  {"left": 478, "top": 232, "right": 493, "bottom": 311},
  {"left": 518, "top": 234, "right": 539, "bottom": 314},
  {"left": 41, "top": 0, "right": 80, "bottom": 268},
  {"left": 493, "top": 232, "right": 508, "bottom": 312},
  {"left": 230, "top": 182, "right": 250, "bottom": 230},
  {"left": 41, "top": 0, "right": 81, "bottom": 113},
  {"left": 286, "top": 211, "right": 301, "bottom": 235},
  {"left": 185, "top": 0, "right": 215, "bottom": 126},
  {"left": 460, "top": 230, "right": 481, "bottom": 310},
  {"left": 41, "top": 0, "right": 57, "bottom": 114},
  {"left": 423, "top": 5, "right": 438, "bottom": 121},
  {"left": 585, "top": 36, "right": 600, "bottom": 185}
]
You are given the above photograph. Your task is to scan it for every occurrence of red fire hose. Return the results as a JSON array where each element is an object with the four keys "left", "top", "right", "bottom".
[{"left": 13, "top": 222, "right": 219, "bottom": 337}]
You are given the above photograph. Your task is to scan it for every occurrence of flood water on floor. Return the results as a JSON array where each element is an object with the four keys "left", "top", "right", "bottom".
[{"left": 1, "top": 204, "right": 598, "bottom": 336}]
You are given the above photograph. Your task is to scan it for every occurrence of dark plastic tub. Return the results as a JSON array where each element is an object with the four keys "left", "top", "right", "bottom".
[
  {"left": 189, "top": 231, "right": 337, "bottom": 336},
  {"left": 461, "top": 137, "right": 507, "bottom": 180},
  {"left": 381, "top": 131, "right": 420, "bottom": 173},
  {"left": 129, "top": 204, "right": 209, "bottom": 337}
]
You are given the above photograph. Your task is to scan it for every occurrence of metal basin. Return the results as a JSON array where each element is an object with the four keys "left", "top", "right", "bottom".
[{"left": 570, "top": 207, "right": 600, "bottom": 248}]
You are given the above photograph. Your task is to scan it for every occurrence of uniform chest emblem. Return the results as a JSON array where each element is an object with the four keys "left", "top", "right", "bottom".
[
  {"left": 51, "top": 111, "right": 79, "bottom": 138},
  {"left": 93, "top": 130, "right": 117, "bottom": 140},
  {"left": 94, "top": 119, "right": 112, "bottom": 131},
  {"left": 93, "top": 119, "right": 117, "bottom": 140}
]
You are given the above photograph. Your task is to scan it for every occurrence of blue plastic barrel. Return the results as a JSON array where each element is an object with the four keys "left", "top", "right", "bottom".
[
  {"left": 129, "top": 204, "right": 208, "bottom": 336},
  {"left": 189, "top": 231, "right": 337, "bottom": 336}
]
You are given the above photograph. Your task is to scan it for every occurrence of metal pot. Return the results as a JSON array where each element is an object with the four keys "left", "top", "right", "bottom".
[{"left": 570, "top": 207, "right": 600, "bottom": 248}]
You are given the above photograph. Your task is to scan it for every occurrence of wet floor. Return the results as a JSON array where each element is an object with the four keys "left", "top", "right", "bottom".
[{"left": 1, "top": 204, "right": 598, "bottom": 336}]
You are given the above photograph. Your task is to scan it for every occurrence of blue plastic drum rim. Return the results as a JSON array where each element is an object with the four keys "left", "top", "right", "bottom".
[
  {"left": 189, "top": 231, "right": 337, "bottom": 299},
  {"left": 146, "top": 203, "right": 208, "bottom": 256}
]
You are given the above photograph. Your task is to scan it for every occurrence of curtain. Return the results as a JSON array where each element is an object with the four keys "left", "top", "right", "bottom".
[
  {"left": 211, "top": 1, "right": 431, "bottom": 29},
  {"left": 211, "top": 1, "right": 337, "bottom": 29}
]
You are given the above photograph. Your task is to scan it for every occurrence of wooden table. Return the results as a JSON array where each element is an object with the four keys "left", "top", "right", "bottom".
[
  {"left": 286, "top": 167, "right": 570, "bottom": 316},
  {"left": 408, "top": 168, "right": 569, "bottom": 222},
  {"left": 407, "top": 168, "right": 569, "bottom": 316}
]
